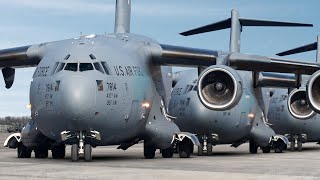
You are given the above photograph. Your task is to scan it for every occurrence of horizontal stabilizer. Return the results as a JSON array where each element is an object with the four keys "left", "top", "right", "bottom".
[
  {"left": 181, "top": 18, "right": 312, "bottom": 36},
  {"left": 180, "top": 18, "right": 231, "bottom": 36},
  {"left": 276, "top": 42, "right": 317, "bottom": 56},
  {"left": 239, "top": 18, "right": 312, "bottom": 27}
]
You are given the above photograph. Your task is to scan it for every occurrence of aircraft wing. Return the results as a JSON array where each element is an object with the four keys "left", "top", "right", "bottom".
[
  {"left": 227, "top": 53, "right": 320, "bottom": 75},
  {"left": 0, "top": 45, "right": 42, "bottom": 68},
  {"left": 152, "top": 44, "right": 218, "bottom": 67},
  {"left": 153, "top": 45, "right": 320, "bottom": 75}
]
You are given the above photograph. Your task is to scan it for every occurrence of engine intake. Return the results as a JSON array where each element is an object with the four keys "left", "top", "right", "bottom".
[
  {"left": 307, "top": 70, "right": 320, "bottom": 113},
  {"left": 288, "top": 88, "right": 315, "bottom": 120},
  {"left": 197, "top": 65, "right": 243, "bottom": 110}
]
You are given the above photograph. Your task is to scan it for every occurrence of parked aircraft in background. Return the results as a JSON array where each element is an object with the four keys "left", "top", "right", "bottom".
[{"left": 268, "top": 36, "right": 320, "bottom": 151}]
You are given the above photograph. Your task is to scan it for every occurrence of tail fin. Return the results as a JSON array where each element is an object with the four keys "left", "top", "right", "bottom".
[
  {"left": 277, "top": 35, "right": 320, "bottom": 63},
  {"left": 180, "top": 9, "right": 312, "bottom": 53},
  {"left": 114, "top": 0, "right": 131, "bottom": 33}
]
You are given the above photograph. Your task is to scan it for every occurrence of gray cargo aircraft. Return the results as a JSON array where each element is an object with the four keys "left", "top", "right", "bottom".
[
  {"left": 168, "top": 10, "right": 318, "bottom": 155},
  {"left": 267, "top": 36, "right": 320, "bottom": 151},
  {"left": 3, "top": 0, "right": 203, "bottom": 161},
  {"left": 2, "top": 0, "right": 320, "bottom": 161}
]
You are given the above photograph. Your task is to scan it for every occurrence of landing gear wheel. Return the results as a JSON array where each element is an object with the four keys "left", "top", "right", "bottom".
[
  {"left": 179, "top": 139, "right": 192, "bottom": 158},
  {"left": 17, "top": 143, "right": 32, "bottom": 158},
  {"left": 249, "top": 140, "right": 258, "bottom": 154},
  {"left": 71, "top": 144, "right": 79, "bottom": 162},
  {"left": 198, "top": 143, "right": 204, "bottom": 156},
  {"left": 190, "top": 145, "right": 194, "bottom": 154},
  {"left": 290, "top": 140, "right": 295, "bottom": 151},
  {"left": 297, "top": 141, "right": 302, "bottom": 152},
  {"left": 274, "top": 147, "right": 283, "bottom": 153},
  {"left": 207, "top": 143, "right": 213, "bottom": 156},
  {"left": 162, "top": 148, "right": 173, "bottom": 158},
  {"left": 262, "top": 146, "right": 271, "bottom": 153},
  {"left": 35, "top": 145, "right": 48, "bottom": 158},
  {"left": 144, "top": 143, "right": 156, "bottom": 159},
  {"left": 52, "top": 144, "right": 66, "bottom": 159},
  {"left": 84, "top": 144, "right": 92, "bottom": 162},
  {"left": 274, "top": 141, "right": 286, "bottom": 153}
]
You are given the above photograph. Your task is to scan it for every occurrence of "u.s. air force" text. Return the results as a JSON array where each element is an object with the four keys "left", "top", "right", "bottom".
[{"left": 113, "top": 66, "right": 144, "bottom": 76}]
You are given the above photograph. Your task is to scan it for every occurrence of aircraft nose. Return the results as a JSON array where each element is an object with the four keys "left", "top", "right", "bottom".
[{"left": 59, "top": 76, "right": 96, "bottom": 120}]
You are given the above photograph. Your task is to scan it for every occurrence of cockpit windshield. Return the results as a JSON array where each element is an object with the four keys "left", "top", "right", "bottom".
[
  {"left": 80, "top": 63, "right": 94, "bottom": 72},
  {"left": 64, "top": 63, "right": 78, "bottom": 72}
]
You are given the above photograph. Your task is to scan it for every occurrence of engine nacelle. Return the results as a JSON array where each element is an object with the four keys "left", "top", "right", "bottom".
[
  {"left": 307, "top": 70, "right": 320, "bottom": 113},
  {"left": 288, "top": 88, "right": 315, "bottom": 119},
  {"left": 197, "top": 65, "right": 243, "bottom": 111}
]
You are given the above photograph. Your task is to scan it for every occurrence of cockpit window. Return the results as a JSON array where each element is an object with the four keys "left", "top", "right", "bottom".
[
  {"left": 94, "top": 62, "right": 105, "bottom": 74},
  {"left": 65, "top": 63, "right": 78, "bottom": 72},
  {"left": 79, "top": 63, "right": 94, "bottom": 72},
  {"left": 56, "top": 63, "right": 65, "bottom": 73},
  {"left": 101, "top": 61, "right": 111, "bottom": 75},
  {"left": 51, "top": 62, "right": 60, "bottom": 75}
]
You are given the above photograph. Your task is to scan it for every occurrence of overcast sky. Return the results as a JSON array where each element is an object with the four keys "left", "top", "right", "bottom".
[{"left": 0, "top": 0, "right": 319, "bottom": 117}]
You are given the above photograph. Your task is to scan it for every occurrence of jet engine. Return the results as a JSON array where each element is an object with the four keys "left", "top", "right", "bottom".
[
  {"left": 307, "top": 70, "right": 320, "bottom": 113},
  {"left": 197, "top": 65, "right": 243, "bottom": 111},
  {"left": 288, "top": 88, "right": 315, "bottom": 119}
]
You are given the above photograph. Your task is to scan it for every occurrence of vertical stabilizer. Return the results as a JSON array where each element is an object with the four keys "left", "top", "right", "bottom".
[
  {"left": 230, "top": 10, "right": 241, "bottom": 53},
  {"left": 317, "top": 35, "right": 320, "bottom": 63},
  {"left": 114, "top": 0, "right": 131, "bottom": 33}
]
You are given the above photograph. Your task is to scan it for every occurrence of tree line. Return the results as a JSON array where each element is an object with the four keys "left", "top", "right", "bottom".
[{"left": 0, "top": 116, "right": 30, "bottom": 133}]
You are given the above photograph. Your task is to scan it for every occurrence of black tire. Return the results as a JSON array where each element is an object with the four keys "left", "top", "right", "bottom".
[
  {"left": 290, "top": 141, "right": 295, "bottom": 151},
  {"left": 249, "top": 140, "right": 258, "bottom": 154},
  {"left": 34, "top": 145, "right": 48, "bottom": 159},
  {"left": 262, "top": 146, "right": 271, "bottom": 153},
  {"left": 84, "top": 144, "right": 92, "bottom": 162},
  {"left": 71, "top": 144, "right": 79, "bottom": 162},
  {"left": 297, "top": 141, "right": 302, "bottom": 152},
  {"left": 207, "top": 143, "right": 213, "bottom": 156},
  {"left": 190, "top": 145, "right": 194, "bottom": 154},
  {"left": 52, "top": 144, "right": 66, "bottom": 159},
  {"left": 274, "top": 148, "right": 283, "bottom": 153},
  {"left": 144, "top": 143, "right": 156, "bottom": 159},
  {"left": 161, "top": 148, "right": 173, "bottom": 158},
  {"left": 179, "top": 139, "right": 192, "bottom": 158},
  {"left": 17, "top": 143, "right": 32, "bottom": 158},
  {"left": 198, "top": 144, "right": 204, "bottom": 156}
]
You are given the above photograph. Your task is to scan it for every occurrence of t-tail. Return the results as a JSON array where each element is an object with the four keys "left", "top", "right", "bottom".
[
  {"left": 180, "top": 9, "right": 312, "bottom": 53},
  {"left": 114, "top": 0, "right": 131, "bottom": 33}
]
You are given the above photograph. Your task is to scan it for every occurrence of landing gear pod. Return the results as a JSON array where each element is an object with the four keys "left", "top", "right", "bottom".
[
  {"left": 288, "top": 88, "right": 316, "bottom": 119},
  {"left": 172, "top": 132, "right": 200, "bottom": 158},
  {"left": 4, "top": 133, "right": 21, "bottom": 148},
  {"left": 197, "top": 65, "right": 243, "bottom": 111},
  {"left": 307, "top": 70, "right": 320, "bottom": 113}
]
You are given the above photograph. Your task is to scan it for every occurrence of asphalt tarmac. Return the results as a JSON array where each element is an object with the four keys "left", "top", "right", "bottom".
[{"left": 0, "top": 133, "right": 320, "bottom": 180}]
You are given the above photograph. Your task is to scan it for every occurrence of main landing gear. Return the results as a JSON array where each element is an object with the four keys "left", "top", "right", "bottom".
[
  {"left": 144, "top": 136, "right": 196, "bottom": 159},
  {"left": 61, "top": 130, "right": 101, "bottom": 162}
]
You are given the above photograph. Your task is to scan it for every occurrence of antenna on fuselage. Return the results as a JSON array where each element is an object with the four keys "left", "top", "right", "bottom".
[{"left": 114, "top": 0, "right": 131, "bottom": 33}]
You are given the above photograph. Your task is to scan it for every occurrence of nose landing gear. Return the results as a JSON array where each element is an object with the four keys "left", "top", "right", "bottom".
[{"left": 61, "top": 130, "right": 100, "bottom": 162}]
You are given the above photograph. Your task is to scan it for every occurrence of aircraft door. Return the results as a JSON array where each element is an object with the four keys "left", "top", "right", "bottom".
[{"left": 126, "top": 92, "right": 144, "bottom": 130}]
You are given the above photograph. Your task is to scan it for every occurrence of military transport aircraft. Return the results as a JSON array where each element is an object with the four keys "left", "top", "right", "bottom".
[
  {"left": 2, "top": 0, "right": 320, "bottom": 161},
  {"left": 168, "top": 10, "right": 318, "bottom": 155},
  {"left": 267, "top": 36, "right": 320, "bottom": 151}
]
